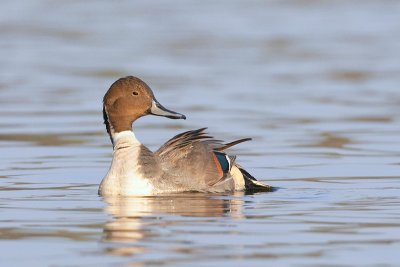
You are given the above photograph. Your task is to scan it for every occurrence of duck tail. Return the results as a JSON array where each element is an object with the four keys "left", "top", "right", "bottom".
[
  {"left": 214, "top": 138, "right": 252, "bottom": 151},
  {"left": 239, "top": 167, "right": 274, "bottom": 192}
]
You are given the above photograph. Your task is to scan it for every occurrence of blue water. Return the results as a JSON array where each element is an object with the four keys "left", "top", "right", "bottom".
[{"left": 1, "top": 0, "right": 400, "bottom": 266}]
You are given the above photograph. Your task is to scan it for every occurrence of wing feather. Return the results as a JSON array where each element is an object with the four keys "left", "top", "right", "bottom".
[{"left": 155, "top": 128, "right": 252, "bottom": 192}]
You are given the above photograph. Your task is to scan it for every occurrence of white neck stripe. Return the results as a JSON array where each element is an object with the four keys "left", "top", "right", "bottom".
[{"left": 113, "top": 131, "right": 141, "bottom": 147}]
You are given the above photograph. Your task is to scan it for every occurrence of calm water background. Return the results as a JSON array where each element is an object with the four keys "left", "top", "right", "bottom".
[{"left": 1, "top": 0, "right": 400, "bottom": 266}]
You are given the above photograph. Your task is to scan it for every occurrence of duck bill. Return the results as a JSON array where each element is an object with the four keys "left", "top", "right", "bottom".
[{"left": 150, "top": 99, "right": 186, "bottom": 120}]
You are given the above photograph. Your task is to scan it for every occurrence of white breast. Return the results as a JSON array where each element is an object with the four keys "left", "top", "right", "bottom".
[{"left": 99, "top": 131, "right": 154, "bottom": 196}]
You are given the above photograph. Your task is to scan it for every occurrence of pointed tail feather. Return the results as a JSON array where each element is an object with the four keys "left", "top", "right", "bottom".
[
  {"left": 239, "top": 168, "right": 274, "bottom": 192},
  {"left": 215, "top": 138, "right": 252, "bottom": 151}
]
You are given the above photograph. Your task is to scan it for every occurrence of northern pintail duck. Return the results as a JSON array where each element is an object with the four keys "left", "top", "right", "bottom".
[{"left": 99, "top": 76, "right": 272, "bottom": 196}]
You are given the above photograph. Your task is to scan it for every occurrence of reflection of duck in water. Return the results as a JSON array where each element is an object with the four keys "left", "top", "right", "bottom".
[
  {"left": 102, "top": 194, "right": 244, "bottom": 256},
  {"left": 99, "top": 76, "right": 273, "bottom": 196}
]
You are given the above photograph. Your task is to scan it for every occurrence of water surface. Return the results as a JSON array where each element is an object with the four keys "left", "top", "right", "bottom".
[{"left": 1, "top": 0, "right": 400, "bottom": 266}]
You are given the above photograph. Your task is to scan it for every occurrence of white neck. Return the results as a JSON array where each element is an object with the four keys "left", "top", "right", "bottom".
[
  {"left": 113, "top": 130, "right": 141, "bottom": 150},
  {"left": 99, "top": 130, "right": 154, "bottom": 196}
]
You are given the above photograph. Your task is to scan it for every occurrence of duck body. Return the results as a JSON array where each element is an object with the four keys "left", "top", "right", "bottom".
[{"left": 99, "top": 76, "right": 272, "bottom": 196}]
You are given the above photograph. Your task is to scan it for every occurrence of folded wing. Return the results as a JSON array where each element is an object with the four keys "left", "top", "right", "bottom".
[{"left": 155, "top": 128, "right": 254, "bottom": 192}]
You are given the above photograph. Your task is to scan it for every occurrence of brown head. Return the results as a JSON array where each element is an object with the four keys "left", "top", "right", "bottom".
[{"left": 103, "top": 76, "right": 186, "bottom": 141}]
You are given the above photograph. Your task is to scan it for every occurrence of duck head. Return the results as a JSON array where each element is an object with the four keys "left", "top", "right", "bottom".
[{"left": 103, "top": 76, "right": 186, "bottom": 139}]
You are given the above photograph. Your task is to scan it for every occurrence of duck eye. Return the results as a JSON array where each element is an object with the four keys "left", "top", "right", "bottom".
[{"left": 132, "top": 91, "right": 139, "bottom": 96}]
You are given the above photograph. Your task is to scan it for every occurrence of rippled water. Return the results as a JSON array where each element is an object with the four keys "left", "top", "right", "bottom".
[{"left": 1, "top": 0, "right": 400, "bottom": 266}]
